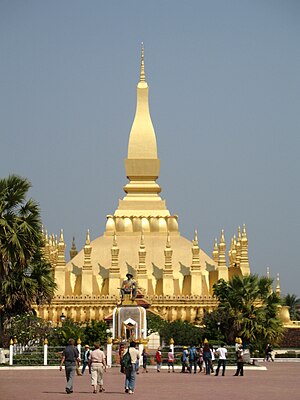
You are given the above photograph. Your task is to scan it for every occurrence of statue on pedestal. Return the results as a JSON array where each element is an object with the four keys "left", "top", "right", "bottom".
[{"left": 120, "top": 273, "right": 137, "bottom": 302}]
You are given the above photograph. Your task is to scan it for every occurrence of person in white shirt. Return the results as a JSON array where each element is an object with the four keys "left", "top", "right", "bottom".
[
  {"left": 88, "top": 343, "right": 107, "bottom": 393},
  {"left": 214, "top": 344, "right": 227, "bottom": 376}
]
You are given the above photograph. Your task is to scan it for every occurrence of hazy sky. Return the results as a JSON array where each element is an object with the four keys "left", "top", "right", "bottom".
[{"left": 1, "top": 1, "right": 299, "bottom": 297}]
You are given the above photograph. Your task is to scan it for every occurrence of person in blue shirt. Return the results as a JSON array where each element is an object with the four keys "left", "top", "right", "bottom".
[
  {"left": 180, "top": 347, "right": 191, "bottom": 373},
  {"left": 189, "top": 345, "right": 197, "bottom": 374},
  {"left": 82, "top": 345, "right": 90, "bottom": 375},
  {"left": 203, "top": 339, "right": 212, "bottom": 375}
]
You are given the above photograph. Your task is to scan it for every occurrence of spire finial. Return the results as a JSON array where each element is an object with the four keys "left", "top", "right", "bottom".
[
  {"left": 70, "top": 236, "right": 78, "bottom": 260},
  {"left": 113, "top": 231, "right": 117, "bottom": 246},
  {"left": 194, "top": 229, "right": 198, "bottom": 243},
  {"left": 276, "top": 273, "right": 281, "bottom": 295},
  {"left": 140, "top": 42, "right": 146, "bottom": 82},
  {"left": 166, "top": 231, "right": 171, "bottom": 247},
  {"left": 220, "top": 229, "right": 225, "bottom": 243},
  {"left": 85, "top": 229, "right": 90, "bottom": 245},
  {"left": 140, "top": 230, "right": 144, "bottom": 245}
]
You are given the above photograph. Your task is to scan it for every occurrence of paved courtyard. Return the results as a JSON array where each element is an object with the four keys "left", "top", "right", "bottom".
[{"left": 0, "top": 363, "right": 298, "bottom": 400}]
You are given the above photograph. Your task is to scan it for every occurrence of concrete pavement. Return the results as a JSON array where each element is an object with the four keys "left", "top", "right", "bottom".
[{"left": 0, "top": 362, "right": 298, "bottom": 400}]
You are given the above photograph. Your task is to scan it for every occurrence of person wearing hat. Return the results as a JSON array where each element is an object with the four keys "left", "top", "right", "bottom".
[
  {"left": 180, "top": 346, "right": 190, "bottom": 373},
  {"left": 82, "top": 344, "right": 91, "bottom": 375},
  {"left": 120, "top": 272, "right": 137, "bottom": 301}
]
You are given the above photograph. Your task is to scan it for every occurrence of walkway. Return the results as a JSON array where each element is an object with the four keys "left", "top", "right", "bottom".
[{"left": 0, "top": 362, "right": 298, "bottom": 400}]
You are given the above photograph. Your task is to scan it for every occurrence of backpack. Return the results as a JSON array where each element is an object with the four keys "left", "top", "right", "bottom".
[{"left": 122, "top": 350, "right": 132, "bottom": 370}]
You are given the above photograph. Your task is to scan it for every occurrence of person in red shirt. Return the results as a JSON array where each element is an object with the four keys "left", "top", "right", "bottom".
[{"left": 155, "top": 347, "right": 162, "bottom": 372}]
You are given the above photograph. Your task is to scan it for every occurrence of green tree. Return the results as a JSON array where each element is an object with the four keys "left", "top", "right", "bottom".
[
  {"left": 282, "top": 293, "right": 300, "bottom": 321},
  {"left": 146, "top": 312, "right": 203, "bottom": 345},
  {"left": 202, "top": 308, "right": 229, "bottom": 342},
  {"left": 48, "top": 319, "right": 85, "bottom": 346},
  {"left": 83, "top": 320, "right": 108, "bottom": 346},
  {"left": 213, "top": 274, "right": 284, "bottom": 350},
  {"left": 0, "top": 175, "right": 56, "bottom": 344},
  {"left": 160, "top": 320, "right": 203, "bottom": 346},
  {"left": 146, "top": 312, "right": 168, "bottom": 335},
  {"left": 3, "top": 313, "right": 52, "bottom": 347}
]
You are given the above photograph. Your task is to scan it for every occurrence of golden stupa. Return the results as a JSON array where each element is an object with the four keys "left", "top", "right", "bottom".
[{"left": 37, "top": 45, "right": 250, "bottom": 324}]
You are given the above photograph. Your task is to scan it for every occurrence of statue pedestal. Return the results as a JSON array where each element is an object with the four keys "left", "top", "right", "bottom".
[{"left": 112, "top": 295, "right": 147, "bottom": 343}]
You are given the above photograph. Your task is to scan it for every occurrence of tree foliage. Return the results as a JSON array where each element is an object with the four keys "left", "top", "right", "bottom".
[
  {"left": 160, "top": 320, "right": 203, "bottom": 346},
  {"left": 147, "top": 312, "right": 168, "bottom": 335},
  {"left": 48, "top": 319, "right": 86, "bottom": 346},
  {"left": 3, "top": 316, "right": 109, "bottom": 348},
  {"left": 147, "top": 312, "right": 203, "bottom": 346},
  {"left": 83, "top": 320, "right": 108, "bottom": 346},
  {"left": 3, "top": 313, "right": 53, "bottom": 347},
  {"left": 282, "top": 293, "right": 300, "bottom": 321},
  {"left": 0, "top": 175, "right": 56, "bottom": 344},
  {"left": 212, "top": 274, "right": 284, "bottom": 350}
]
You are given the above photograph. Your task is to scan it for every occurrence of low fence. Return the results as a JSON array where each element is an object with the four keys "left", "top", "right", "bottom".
[
  {"left": 1, "top": 342, "right": 64, "bottom": 366},
  {"left": 2, "top": 341, "right": 299, "bottom": 368},
  {"left": 1, "top": 341, "right": 117, "bottom": 367},
  {"left": 1, "top": 342, "right": 246, "bottom": 367}
]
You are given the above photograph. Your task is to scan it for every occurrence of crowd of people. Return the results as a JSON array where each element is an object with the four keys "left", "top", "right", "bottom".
[{"left": 59, "top": 337, "right": 249, "bottom": 394}]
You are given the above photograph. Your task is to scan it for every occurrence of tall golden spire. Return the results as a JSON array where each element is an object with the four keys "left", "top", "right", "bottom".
[
  {"left": 240, "top": 224, "right": 250, "bottom": 275},
  {"left": 83, "top": 229, "right": 92, "bottom": 270},
  {"left": 231, "top": 235, "right": 237, "bottom": 266},
  {"left": 228, "top": 238, "right": 233, "bottom": 267},
  {"left": 212, "top": 238, "right": 219, "bottom": 264},
  {"left": 57, "top": 229, "right": 66, "bottom": 268},
  {"left": 70, "top": 236, "right": 78, "bottom": 260},
  {"left": 191, "top": 230, "right": 200, "bottom": 272},
  {"left": 164, "top": 232, "right": 173, "bottom": 273},
  {"left": 236, "top": 226, "right": 241, "bottom": 267},
  {"left": 110, "top": 232, "right": 120, "bottom": 274},
  {"left": 42, "top": 229, "right": 51, "bottom": 261},
  {"left": 218, "top": 229, "right": 227, "bottom": 268},
  {"left": 127, "top": 42, "right": 157, "bottom": 159},
  {"left": 137, "top": 231, "right": 147, "bottom": 275},
  {"left": 115, "top": 44, "right": 170, "bottom": 220}
]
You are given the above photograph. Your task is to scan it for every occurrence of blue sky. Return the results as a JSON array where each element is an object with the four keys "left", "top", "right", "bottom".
[{"left": 1, "top": 1, "right": 299, "bottom": 296}]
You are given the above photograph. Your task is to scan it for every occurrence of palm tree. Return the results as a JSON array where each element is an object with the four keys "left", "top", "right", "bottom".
[
  {"left": 0, "top": 175, "right": 56, "bottom": 344},
  {"left": 282, "top": 294, "right": 300, "bottom": 321},
  {"left": 213, "top": 274, "right": 283, "bottom": 349}
]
